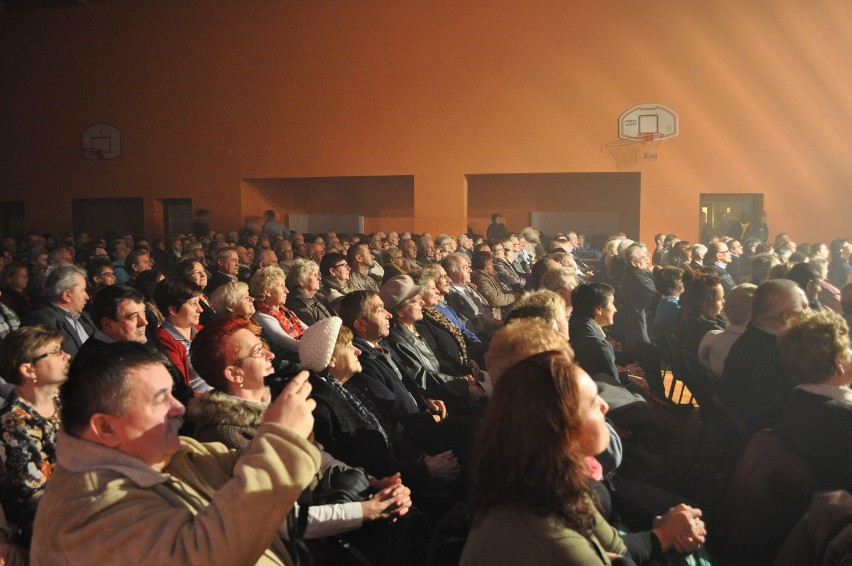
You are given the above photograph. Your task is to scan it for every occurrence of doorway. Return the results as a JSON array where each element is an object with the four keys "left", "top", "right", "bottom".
[{"left": 699, "top": 193, "right": 764, "bottom": 241}]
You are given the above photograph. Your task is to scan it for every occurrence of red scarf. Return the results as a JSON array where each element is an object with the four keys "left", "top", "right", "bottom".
[{"left": 256, "top": 302, "right": 305, "bottom": 339}]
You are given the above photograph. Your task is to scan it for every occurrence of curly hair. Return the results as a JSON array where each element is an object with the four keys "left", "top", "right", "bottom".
[
  {"left": 285, "top": 258, "right": 319, "bottom": 289},
  {"left": 778, "top": 310, "right": 851, "bottom": 385},
  {"left": 250, "top": 266, "right": 287, "bottom": 300},
  {"left": 484, "top": 318, "right": 571, "bottom": 384},
  {"left": 210, "top": 281, "right": 250, "bottom": 315},
  {"left": 468, "top": 351, "right": 597, "bottom": 536}
]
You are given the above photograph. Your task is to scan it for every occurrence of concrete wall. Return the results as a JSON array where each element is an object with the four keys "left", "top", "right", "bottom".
[{"left": 1, "top": 0, "right": 849, "bottom": 244}]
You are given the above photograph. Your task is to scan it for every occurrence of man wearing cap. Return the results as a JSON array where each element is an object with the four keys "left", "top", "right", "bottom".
[{"left": 379, "top": 276, "right": 485, "bottom": 415}]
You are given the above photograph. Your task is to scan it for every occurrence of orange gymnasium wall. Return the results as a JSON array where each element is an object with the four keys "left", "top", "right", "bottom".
[{"left": 0, "top": 0, "right": 849, "bottom": 246}]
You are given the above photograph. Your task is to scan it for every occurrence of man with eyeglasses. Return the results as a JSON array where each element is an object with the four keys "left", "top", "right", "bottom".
[{"left": 704, "top": 241, "right": 736, "bottom": 293}]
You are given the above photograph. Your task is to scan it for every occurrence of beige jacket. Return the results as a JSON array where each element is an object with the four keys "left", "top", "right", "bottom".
[{"left": 31, "top": 424, "right": 320, "bottom": 565}]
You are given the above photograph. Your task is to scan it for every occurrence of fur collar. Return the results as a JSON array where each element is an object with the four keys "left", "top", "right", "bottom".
[{"left": 187, "top": 390, "right": 266, "bottom": 430}]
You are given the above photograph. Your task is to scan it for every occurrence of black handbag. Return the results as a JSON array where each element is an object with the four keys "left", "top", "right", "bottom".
[{"left": 311, "top": 465, "right": 372, "bottom": 505}]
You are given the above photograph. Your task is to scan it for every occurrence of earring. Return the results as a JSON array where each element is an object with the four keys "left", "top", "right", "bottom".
[{"left": 239, "top": 382, "right": 243, "bottom": 388}]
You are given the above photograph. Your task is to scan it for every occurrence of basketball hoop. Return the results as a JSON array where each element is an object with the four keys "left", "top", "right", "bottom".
[
  {"left": 604, "top": 139, "right": 642, "bottom": 171},
  {"left": 641, "top": 133, "right": 662, "bottom": 161},
  {"left": 80, "top": 147, "right": 104, "bottom": 161}
]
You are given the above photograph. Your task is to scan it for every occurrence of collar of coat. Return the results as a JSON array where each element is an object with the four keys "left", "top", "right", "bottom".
[{"left": 55, "top": 431, "right": 171, "bottom": 488}]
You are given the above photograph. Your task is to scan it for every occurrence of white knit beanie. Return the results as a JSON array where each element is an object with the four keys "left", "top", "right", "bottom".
[{"left": 298, "top": 317, "right": 343, "bottom": 372}]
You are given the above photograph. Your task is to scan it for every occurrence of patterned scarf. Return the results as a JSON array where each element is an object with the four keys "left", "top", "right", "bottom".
[
  {"left": 423, "top": 307, "right": 469, "bottom": 367},
  {"left": 256, "top": 301, "right": 305, "bottom": 339}
]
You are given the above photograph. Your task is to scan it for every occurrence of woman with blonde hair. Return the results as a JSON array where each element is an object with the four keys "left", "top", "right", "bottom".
[{"left": 250, "top": 266, "right": 307, "bottom": 354}]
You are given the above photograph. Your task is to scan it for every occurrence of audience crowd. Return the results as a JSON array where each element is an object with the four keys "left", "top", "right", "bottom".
[{"left": 0, "top": 209, "right": 850, "bottom": 565}]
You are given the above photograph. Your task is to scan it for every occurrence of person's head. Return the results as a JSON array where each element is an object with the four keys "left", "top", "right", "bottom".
[
  {"left": 50, "top": 245, "right": 75, "bottom": 266},
  {"left": 539, "top": 267, "right": 579, "bottom": 307},
  {"left": 442, "top": 253, "right": 472, "bottom": 285},
  {"left": 0, "top": 325, "right": 69, "bottom": 386},
  {"left": 786, "top": 262, "right": 822, "bottom": 301},
  {"left": 409, "top": 268, "right": 441, "bottom": 308},
  {"left": 256, "top": 249, "right": 278, "bottom": 269},
  {"left": 506, "top": 290, "right": 571, "bottom": 340},
  {"left": 91, "top": 285, "right": 148, "bottom": 342},
  {"left": 176, "top": 257, "right": 208, "bottom": 289},
  {"left": 625, "top": 244, "right": 651, "bottom": 271},
  {"left": 484, "top": 319, "right": 571, "bottom": 384},
  {"left": 209, "top": 281, "right": 255, "bottom": 319},
  {"left": 400, "top": 238, "right": 418, "bottom": 260},
  {"left": 750, "top": 252, "right": 779, "bottom": 282},
  {"left": 571, "top": 282, "right": 615, "bottom": 326},
  {"left": 214, "top": 247, "right": 240, "bottom": 277},
  {"left": 722, "top": 283, "right": 756, "bottom": 326},
  {"left": 153, "top": 278, "right": 203, "bottom": 328},
  {"left": 690, "top": 244, "right": 708, "bottom": 262},
  {"left": 653, "top": 266, "right": 684, "bottom": 297},
  {"left": 380, "top": 275, "right": 423, "bottom": 325},
  {"left": 458, "top": 234, "right": 473, "bottom": 251},
  {"left": 705, "top": 241, "right": 732, "bottom": 267},
  {"left": 469, "top": 351, "right": 607, "bottom": 534},
  {"left": 471, "top": 250, "right": 494, "bottom": 273},
  {"left": 286, "top": 258, "right": 321, "bottom": 296},
  {"left": 830, "top": 238, "right": 849, "bottom": 261},
  {"left": 63, "top": 342, "right": 185, "bottom": 471},
  {"left": 320, "top": 252, "right": 350, "bottom": 282},
  {"left": 339, "top": 290, "right": 391, "bottom": 342},
  {"left": 88, "top": 256, "right": 116, "bottom": 288},
  {"left": 751, "top": 278, "right": 809, "bottom": 330},
  {"left": 416, "top": 236, "right": 435, "bottom": 259},
  {"left": 45, "top": 264, "right": 89, "bottom": 315},
  {"left": 3, "top": 262, "right": 29, "bottom": 292},
  {"left": 132, "top": 269, "right": 165, "bottom": 302},
  {"left": 191, "top": 317, "right": 273, "bottom": 394},
  {"left": 490, "top": 212, "right": 502, "bottom": 224},
  {"left": 124, "top": 248, "right": 153, "bottom": 278},
  {"left": 110, "top": 240, "right": 129, "bottom": 261},
  {"left": 682, "top": 272, "right": 724, "bottom": 321},
  {"left": 347, "top": 243, "right": 373, "bottom": 270},
  {"left": 298, "top": 317, "right": 361, "bottom": 381},
  {"left": 250, "top": 266, "right": 288, "bottom": 306},
  {"left": 779, "top": 310, "right": 851, "bottom": 386}
]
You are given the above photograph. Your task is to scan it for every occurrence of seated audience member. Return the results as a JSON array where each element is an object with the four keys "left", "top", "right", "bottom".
[
  {"left": 442, "top": 252, "right": 501, "bottom": 335},
  {"left": 30, "top": 342, "right": 320, "bottom": 564},
  {"left": 205, "top": 246, "right": 240, "bottom": 296},
  {"left": 809, "top": 257, "right": 842, "bottom": 313},
  {"left": 22, "top": 264, "right": 93, "bottom": 360},
  {"left": 348, "top": 243, "right": 380, "bottom": 292},
  {"left": 174, "top": 257, "right": 216, "bottom": 325},
  {"left": 652, "top": 266, "right": 684, "bottom": 338},
  {"left": 461, "top": 351, "right": 706, "bottom": 566},
  {"left": 828, "top": 238, "right": 852, "bottom": 289},
  {"left": 688, "top": 244, "right": 706, "bottom": 269},
  {"left": 719, "top": 279, "right": 809, "bottom": 433},
  {"left": 319, "top": 252, "right": 354, "bottom": 311},
  {"left": 484, "top": 318, "right": 570, "bottom": 386},
  {"left": 469, "top": 250, "right": 517, "bottom": 319},
  {"left": 674, "top": 272, "right": 726, "bottom": 364},
  {"left": 748, "top": 251, "right": 778, "bottom": 286},
  {"left": 620, "top": 244, "right": 657, "bottom": 349},
  {"left": 250, "top": 266, "right": 307, "bottom": 354},
  {"left": 0, "top": 326, "right": 68, "bottom": 547},
  {"left": 380, "top": 275, "right": 486, "bottom": 412},
  {"left": 1, "top": 263, "right": 30, "bottom": 319},
  {"left": 569, "top": 282, "right": 647, "bottom": 392},
  {"left": 431, "top": 262, "right": 490, "bottom": 351},
  {"left": 410, "top": 268, "right": 479, "bottom": 377},
  {"left": 154, "top": 277, "right": 208, "bottom": 393},
  {"left": 703, "top": 241, "right": 736, "bottom": 293},
  {"left": 123, "top": 247, "right": 153, "bottom": 285},
  {"left": 187, "top": 317, "right": 414, "bottom": 565},
  {"left": 698, "top": 283, "right": 756, "bottom": 379},
  {"left": 86, "top": 256, "right": 116, "bottom": 306},
  {"left": 285, "top": 258, "right": 333, "bottom": 326},
  {"left": 843, "top": 282, "right": 852, "bottom": 329},
  {"left": 382, "top": 247, "right": 408, "bottom": 283},
  {"left": 132, "top": 268, "right": 166, "bottom": 343},
  {"left": 786, "top": 261, "right": 824, "bottom": 311},
  {"left": 774, "top": 309, "right": 852, "bottom": 493},
  {"left": 491, "top": 240, "right": 525, "bottom": 292},
  {"left": 298, "top": 317, "right": 459, "bottom": 493}
]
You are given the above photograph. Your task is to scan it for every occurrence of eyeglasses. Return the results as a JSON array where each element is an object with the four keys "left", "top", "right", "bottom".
[
  {"left": 333, "top": 262, "right": 349, "bottom": 269},
  {"left": 189, "top": 270, "right": 206, "bottom": 277},
  {"left": 32, "top": 346, "right": 64, "bottom": 364},
  {"left": 97, "top": 271, "right": 116, "bottom": 279},
  {"left": 234, "top": 344, "right": 266, "bottom": 365}
]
